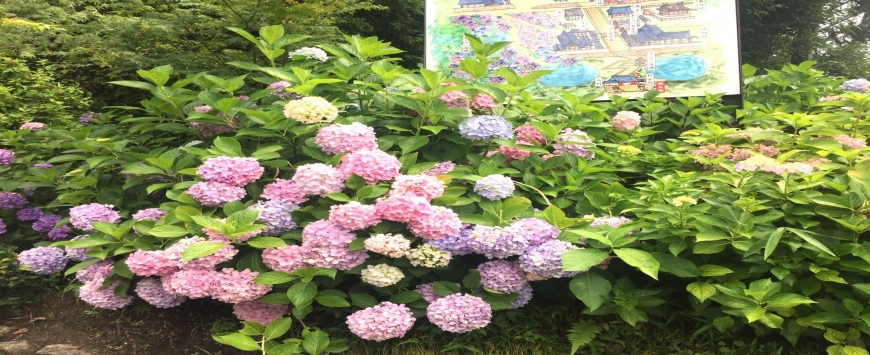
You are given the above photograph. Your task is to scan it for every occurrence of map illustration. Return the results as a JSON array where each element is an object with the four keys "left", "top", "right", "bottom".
[{"left": 424, "top": 0, "right": 741, "bottom": 100}]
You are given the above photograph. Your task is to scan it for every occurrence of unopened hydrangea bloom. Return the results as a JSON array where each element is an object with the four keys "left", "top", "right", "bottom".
[
  {"left": 515, "top": 124, "right": 546, "bottom": 145},
  {"left": 835, "top": 135, "right": 867, "bottom": 149},
  {"left": 135, "top": 278, "right": 186, "bottom": 308},
  {"left": 506, "top": 218, "right": 559, "bottom": 247},
  {"left": 408, "top": 206, "right": 463, "bottom": 240},
  {"left": 69, "top": 203, "right": 121, "bottom": 232},
  {"left": 75, "top": 260, "right": 113, "bottom": 284},
  {"left": 389, "top": 175, "right": 445, "bottom": 201},
  {"left": 16, "top": 208, "right": 42, "bottom": 221},
  {"left": 248, "top": 200, "right": 299, "bottom": 236},
  {"left": 346, "top": 302, "right": 415, "bottom": 341},
  {"left": 301, "top": 220, "right": 356, "bottom": 247},
  {"left": 17, "top": 246, "right": 67, "bottom": 274},
  {"left": 374, "top": 195, "right": 433, "bottom": 223},
  {"left": 590, "top": 216, "right": 632, "bottom": 228},
  {"left": 337, "top": 150, "right": 402, "bottom": 184},
  {"left": 423, "top": 161, "right": 456, "bottom": 176},
  {"left": 478, "top": 260, "right": 527, "bottom": 293},
  {"left": 406, "top": 244, "right": 452, "bottom": 268},
  {"left": 289, "top": 47, "right": 328, "bottom": 62},
  {"left": 126, "top": 250, "right": 177, "bottom": 277},
  {"left": 471, "top": 93, "right": 498, "bottom": 111},
  {"left": 233, "top": 301, "right": 287, "bottom": 325},
  {"left": 427, "top": 294, "right": 492, "bottom": 333},
  {"left": 727, "top": 148, "right": 753, "bottom": 161},
  {"left": 458, "top": 115, "right": 513, "bottom": 141},
  {"left": 268, "top": 81, "right": 293, "bottom": 98},
  {"left": 292, "top": 163, "right": 345, "bottom": 196},
  {"left": 0, "top": 149, "right": 14, "bottom": 166},
  {"left": 329, "top": 202, "right": 380, "bottom": 230},
  {"left": 734, "top": 155, "right": 778, "bottom": 172},
  {"left": 187, "top": 181, "right": 247, "bottom": 207},
  {"left": 65, "top": 235, "right": 90, "bottom": 261},
  {"left": 20, "top": 122, "right": 47, "bottom": 131},
  {"left": 163, "top": 269, "right": 221, "bottom": 299},
  {"left": 132, "top": 208, "right": 167, "bottom": 221},
  {"left": 197, "top": 157, "right": 264, "bottom": 186},
  {"left": 166, "top": 237, "right": 238, "bottom": 270},
  {"left": 474, "top": 174, "right": 515, "bottom": 200},
  {"left": 360, "top": 264, "right": 404, "bottom": 287},
  {"left": 315, "top": 122, "right": 378, "bottom": 155},
  {"left": 509, "top": 283, "right": 533, "bottom": 309},
  {"left": 283, "top": 96, "right": 339, "bottom": 123},
  {"left": 671, "top": 196, "right": 698, "bottom": 207},
  {"left": 518, "top": 240, "right": 579, "bottom": 278},
  {"left": 364, "top": 233, "right": 411, "bottom": 258},
  {"left": 33, "top": 163, "right": 53, "bottom": 168},
  {"left": 213, "top": 268, "right": 272, "bottom": 304},
  {"left": 261, "top": 179, "right": 308, "bottom": 205},
  {"left": 428, "top": 227, "right": 475, "bottom": 256},
  {"left": 553, "top": 129, "right": 595, "bottom": 160},
  {"left": 47, "top": 225, "right": 72, "bottom": 240},
  {"left": 79, "top": 279, "right": 134, "bottom": 310},
  {"left": 262, "top": 245, "right": 309, "bottom": 273},
  {"left": 0, "top": 192, "right": 27, "bottom": 209},
  {"left": 610, "top": 111, "right": 641, "bottom": 132},
  {"left": 691, "top": 144, "right": 732, "bottom": 160},
  {"left": 617, "top": 145, "right": 642, "bottom": 156},
  {"left": 32, "top": 214, "right": 61, "bottom": 233},
  {"left": 841, "top": 78, "right": 870, "bottom": 92}
]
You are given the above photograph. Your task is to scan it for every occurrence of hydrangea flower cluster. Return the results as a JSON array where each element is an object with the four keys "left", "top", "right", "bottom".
[
  {"left": 389, "top": 175, "right": 445, "bottom": 200},
  {"left": 0, "top": 219, "right": 5, "bottom": 235},
  {"left": 212, "top": 268, "right": 272, "bottom": 304},
  {"left": 407, "top": 206, "right": 463, "bottom": 240},
  {"left": 20, "top": 122, "right": 47, "bottom": 131},
  {"left": 267, "top": 81, "right": 294, "bottom": 99},
  {"left": 515, "top": 124, "right": 546, "bottom": 144},
  {"left": 329, "top": 202, "right": 380, "bottom": 230},
  {"left": 289, "top": 47, "right": 328, "bottom": 62},
  {"left": 364, "top": 233, "right": 411, "bottom": 258},
  {"left": 361, "top": 264, "right": 404, "bottom": 287},
  {"left": 135, "top": 278, "right": 186, "bottom": 308},
  {"left": 375, "top": 195, "right": 433, "bottom": 224},
  {"left": 262, "top": 221, "right": 368, "bottom": 272},
  {"left": 426, "top": 294, "right": 492, "bottom": 333},
  {"left": 32, "top": 214, "right": 61, "bottom": 233},
  {"left": 671, "top": 196, "right": 698, "bottom": 207},
  {"left": 337, "top": 150, "right": 402, "bottom": 184},
  {"left": 423, "top": 161, "right": 456, "bottom": 176},
  {"left": 233, "top": 301, "right": 287, "bottom": 325},
  {"left": 16, "top": 246, "right": 67, "bottom": 274},
  {"left": 835, "top": 135, "right": 867, "bottom": 149},
  {"left": 132, "top": 208, "right": 167, "bottom": 221},
  {"left": 293, "top": 163, "right": 346, "bottom": 196},
  {"left": 510, "top": 283, "right": 533, "bottom": 309},
  {"left": 261, "top": 179, "right": 308, "bottom": 205},
  {"left": 590, "top": 216, "right": 632, "bottom": 228},
  {"left": 69, "top": 203, "right": 121, "bottom": 232},
  {"left": 478, "top": 260, "right": 527, "bottom": 293},
  {"left": 163, "top": 269, "right": 221, "bottom": 299},
  {"left": 474, "top": 174, "right": 515, "bottom": 200},
  {"left": 47, "top": 225, "right": 72, "bottom": 240},
  {"left": 79, "top": 112, "right": 99, "bottom": 125},
  {"left": 518, "top": 240, "right": 579, "bottom": 278},
  {"left": 840, "top": 78, "right": 870, "bottom": 92},
  {"left": 187, "top": 181, "right": 247, "bottom": 207},
  {"left": 459, "top": 115, "right": 513, "bottom": 141},
  {"left": 283, "top": 96, "right": 339, "bottom": 123},
  {"left": 440, "top": 90, "right": 471, "bottom": 115},
  {"left": 610, "top": 111, "right": 641, "bottom": 132},
  {"left": 126, "top": 250, "right": 178, "bottom": 277},
  {"left": 471, "top": 93, "right": 498, "bottom": 111},
  {"left": 79, "top": 279, "right": 134, "bottom": 310},
  {"left": 196, "top": 157, "right": 264, "bottom": 187},
  {"left": 65, "top": 235, "right": 91, "bottom": 261},
  {"left": 505, "top": 218, "right": 559, "bottom": 247},
  {"left": 346, "top": 302, "right": 415, "bottom": 341},
  {"left": 734, "top": 156, "right": 814, "bottom": 175},
  {"left": 248, "top": 200, "right": 299, "bottom": 236},
  {"left": 414, "top": 283, "right": 445, "bottom": 302},
  {"left": 33, "top": 163, "right": 53, "bottom": 168},
  {"left": 165, "top": 237, "right": 238, "bottom": 270},
  {"left": 315, "top": 122, "right": 378, "bottom": 154},
  {"left": 553, "top": 129, "right": 595, "bottom": 160},
  {"left": 467, "top": 225, "right": 530, "bottom": 259},
  {"left": 0, "top": 149, "right": 13, "bottom": 166},
  {"left": 0, "top": 192, "right": 27, "bottom": 210},
  {"left": 76, "top": 260, "right": 114, "bottom": 283},
  {"left": 406, "top": 244, "right": 452, "bottom": 268}
]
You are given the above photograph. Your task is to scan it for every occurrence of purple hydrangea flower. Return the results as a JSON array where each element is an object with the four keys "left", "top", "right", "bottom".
[
  {"left": 0, "top": 219, "right": 5, "bottom": 234},
  {"left": 426, "top": 294, "right": 492, "bottom": 333},
  {"left": 17, "top": 207, "right": 43, "bottom": 221},
  {"left": 33, "top": 163, "right": 53, "bottom": 169},
  {"left": 428, "top": 227, "right": 476, "bottom": 256},
  {"left": 509, "top": 283, "right": 533, "bottom": 309},
  {"left": 553, "top": 128, "right": 595, "bottom": 160},
  {"left": 132, "top": 208, "right": 167, "bottom": 222},
  {"left": 135, "top": 277, "right": 186, "bottom": 308},
  {"left": 17, "top": 246, "right": 68, "bottom": 274},
  {"left": 506, "top": 218, "right": 559, "bottom": 246},
  {"left": 458, "top": 115, "right": 514, "bottom": 141},
  {"left": 346, "top": 302, "right": 415, "bottom": 341},
  {"left": 247, "top": 200, "right": 299, "bottom": 236},
  {"left": 196, "top": 156, "right": 264, "bottom": 187},
  {"left": 465, "top": 225, "right": 529, "bottom": 259},
  {"left": 478, "top": 260, "right": 527, "bottom": 293},
  {"left": 79, "top": 112, "right": 100, "bottom": 125},
  {"left": 65, "top": 235, "right": 90, "bottom": 261},
  {"left": 47, "top": 225, "right": 73, "bottom": 240},
  {"left": 0, "top": 192, "right": 27, "bottom": 209},
  {"left": 474, "top": 174, "right": 515, "bottom": 200},
  {"left": 32, "top": 214, "right": 61, "bottom": 233},
  {"left": 841, "top": 78, "right": 870, "bottom": 92},
  {"left": 69, "top": 203, "right": 121, "bottom": 232},
  {"left": 0, "top": 149, "right": 14, "bottom": 166},
  {"left": 518, "top": 240, "right": 579, "bottom": 278}
]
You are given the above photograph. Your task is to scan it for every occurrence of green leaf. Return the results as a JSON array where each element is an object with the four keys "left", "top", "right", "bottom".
[
  {"left": 286, "top": 281, "right": 317, "bottom": 307},
  {"left": 742, "top": 306, "right": 766, "bottom": 323},
  {"left": 650, "top": 252, "right": 700, "bottom": 278},
  {"left": 254, "top": 272, "right": 298, "bottom": 285},
  {"left": 181, "top": 242, "right": 226, "bottom": 262},
  {"left": 766, "top": 293, "right": 816, "bottom": 308},
  {"left": 561, "top": 248, "right": 609, "bottom": 272},
  {"left": 698, "top": 265, "right": 734, "bottom": 277},
  {"left": 292, "top": 268, "right": 337, "bottom": 282},
  {"left": 713, "top": 316, "right": 734, "bottom": 332},
  {"left": 136, "top": 65, "right": 173, "bottom": 86},
  {"left": 614, "top": 248, "right": 660, "bottom": 280},
  {"left": 432, "top": 281, "right": 461, "bottom": 296},
  {"left": 268, "top": 343, "right": 300, "bottom": 355},
  {"left": 315, "top": 291, "right": 350, "bottom": 307},
  {"left": 390, "top": 290, "right": 423, "bottom": 304},
  {"left": 213, "top": 333, "right": 260, "bottom": 351},
  {"left": 247, "top": 237, "right": 287, "bottom": 249},
  {"left": 64, "top": 258, "right": 101, "bottom": 276},
  {"left": 263, "top": 317, "right": 292, "bottom": 340},
  {"left": 350, "top": 293, "right": 378, "bottom": 308},
  {"left": 463, "top": 270, "right": 482, "bottom": 291},
  {"left": 787, "top": 228, "right": 836, "bottom": 257},
  {"left": 764, "top": 228, "right": 785, "bottom": 260},
  {"left": 397, "top": 136, "right": 429, "bottom": 154},
  {"left": 566, "top": 320, "right": 601, "bottom": 355},
  {"left": 223, "top": 201, "right": 246, "bottom": 216},
  {"left": 302, "top": 330, "right": 329, "bottom": 355},
  {"left": 569, "top": 272, "right": 611, "bottom": 311},
  {"left": 213, "top": 136, "right": 244, "bottom": 157},
  {"left": 259, "top": 25, "right": 284, "bottom": 45},
  {"left": 148, "top": 225, "right": 190, "bottom": 238},
  {"left": 686, "top": 282, "right": 717, "bottom": 303}
]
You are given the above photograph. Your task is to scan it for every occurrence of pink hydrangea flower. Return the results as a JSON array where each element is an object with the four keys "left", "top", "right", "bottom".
[
  {"left": 262, "top": 245, "right": 310, "bottom": 273},
  {"left": 329, "top": 202, "right": 381, "bottom": 230},
  {"left": 212, "top": 268, "right": 272, "bottom": 304},
  {"left": 835, "top": 135, "right": 867, "bottom": 149},
  {"left": 374, "top": 195, "right": 433, "bottom": 223},
  {"left": 187, "top": 181, "right": 247, "bottom": 207},
  {"left": 315, "top": 122, "right": 378, "bottom": 155},
  {"left": 165, "top": 237, "right": 238, "bottom": 270},
  {"left": 20, "top": 122, "right": 47, "bottom": 131},
  {"left": 292, "top": 163, "right": 345, "bottom": 196},
  {"left": 261, "top": 179, "right": 308, "bottom": 204},
  {"left": 610, "top": 111, "right": 641, "bottom": 132},
  {"left": 301, "top": 220, "right": 356, "bottom": 247},
  {"left": 337, "top": 150, "right": 401, "bottom": 184},
  {"left": 69, "top": 203, "right": 121, "bottom": 232},
  {"left": 163, "top": 269, "right": 221, "bottom": 299},
  {"left": 126, "top": 250, "right": 177, "bottom": 277},
  {"left": 346, "top": 302, "right": 415, "bottom": 341},
  {"left": 423, "top": 162, "right": 456, "bottom": 176},
  {"left": 135, "top": 277, "right": 186, "bottom": 308},
  {"left": 233, "top": 301, "right": 287, "bottom": 325},
  {"left": 75, "top": 260, "right": 113, "bottom": 284},
  {"left": 407, "top": 206, "right": 462, "bottom": 240},
  {"left": 132, "top": 208, "right": 167, "bottom": 221},
  {"left": 79, "top": 279, "right": 134, "bottom": 310},
  {"left": 388, "top": 175, "right": 445, "bottom": 200},
  {"left": 471, "top": 93, "right": 498, "bottom": 111},
  {"left": 426, "top": 294, "right": 491, "bottom": 333},
  {"left": 196, "top": 157, "right": 264, "bottom": 186},
  {"left": 515, "top": 124, "right": 546, "bottom": 145}
]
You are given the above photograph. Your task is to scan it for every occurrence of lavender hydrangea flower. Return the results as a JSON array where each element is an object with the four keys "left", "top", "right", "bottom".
[
  {"left": 135, "top": 277, "right": 186, "bottom": 308},
  {"left": 553, "top": 128, "right": 595, "bottom": 160},
  {"left": 474, "top": 174, "right": 515, "bottom": 200},
  {"left": 132, "top": 208, "right": 167, "bottom": 221},
  {"left": 32, "top": 214, "right": 61, "bottom": 233},
  {"left": 47, "top": 225, "right": 73, "bottom": 240},
  {"left": 69, "top": 203, "right": 121, "bottom": 232},
  {"left": 478, "top": 260, "right": 527, "bottom": 293},
  {"left": 346, "top": 302, "right": 415, "bottom": 341},
  {"left": 16, "top": 207, "right": 42, "bottom": 221},
  {"left": 518, "top": 240, "right": 579, "bottom": 278},
  {"left": 80, "top": 112, "right": 100, "bottom": 125},
  {"left": 428, "top": 227, "right": 476, "bottom": 256},
  {"left": 426, "top": 294, "right": 492, "bottom": 333},
  {"left": 65, "top": 235, "right": 90, "bottom": 261},
  {"left": 17, "top": 246, "right": 68, "bottom": 274},
  {"left": 0, "top": 192, "right": 27, "bottom": 209},
  {"left": 458, "top": 115, "right": 513, "bottom": 141},
  {"left": 841, "top": 78, "right": 870, "bottom": 92},
  {"left": 506, "top": 218, "right": 559, "bottom": 246},
  {"left": 33, "top": 163, "right": 53, "bottom": 168},
  {"left": 0, "top": 149, "right": 15, "bottom": 166},
  {"left": 0, "top": 219, "right": 5, "bottom": 234},
  {"left": 248, "top": 200, "right": 299, "bottom": 236},
  {"left": 509, "top": 283, "right": 533, "bottom": 309}
]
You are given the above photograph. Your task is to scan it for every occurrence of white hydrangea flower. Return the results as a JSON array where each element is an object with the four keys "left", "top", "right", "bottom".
[
  {"left": 289, "top": 47, "right": 328, "bottom": 62},
  {"left": 360, "top": 264, "right": 404, "bottom": 287}
]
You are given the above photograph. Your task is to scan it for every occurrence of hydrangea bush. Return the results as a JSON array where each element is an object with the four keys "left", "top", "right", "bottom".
[{"left": 3, "top": 28, "right": 870, "bottom": 355}]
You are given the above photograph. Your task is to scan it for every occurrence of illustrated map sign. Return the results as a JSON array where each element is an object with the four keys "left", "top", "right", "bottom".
[{"left": 424, "top": 0, "right": 741, "bottom": 100}]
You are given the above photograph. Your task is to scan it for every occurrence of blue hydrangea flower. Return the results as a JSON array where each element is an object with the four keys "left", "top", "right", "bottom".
[
  {"left": 428, "top": 227, "right": 475, "bottom": 256},
  {"left": 17, "top": 246, "right": 68, "bottom": 275},
  {"left": 248, "top": 200, "right": 299, "bottom": 236},
  {"left": 474, "top": 174, "right": 515, "bottom": 200},
  {"left": 518, "top": 240, "right": 578, "bottom": 278},
  {"left": 841, "top": 78, "right": 870, "bottom": 92},
  {"left": 509, "top": 283, "right": 533, "bottom": 309},
  {"left": 466, "top": 225, "right": 529, "bottom": 259},
  {"left": 458, "top": 115, "right": 513, "bottom": 141}
]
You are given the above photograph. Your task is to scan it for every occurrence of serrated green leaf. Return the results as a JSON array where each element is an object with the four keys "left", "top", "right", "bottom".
[
  {"left": 263, "top": 318, "right": 292, "bottom": 341},
  {"left": 686, "top": 282, "right": 717, "bottom": 302},
  {"left": 614, "top": 248, "right": 659, "bottom": 280},
  {"left": 181, "top": 242, "right": 225, "bottom": 262}
]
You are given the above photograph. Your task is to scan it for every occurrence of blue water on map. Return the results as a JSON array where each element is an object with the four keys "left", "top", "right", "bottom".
[
  {"left": 540, "top": 65, "right": 599, "bottom": 87},
  {"left": 650, "top": 56, "right": 708, "bottom": 81}
]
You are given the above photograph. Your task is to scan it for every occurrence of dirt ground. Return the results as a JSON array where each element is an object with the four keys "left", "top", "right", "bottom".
[{"left": 0, "top": 292, "right": 249, "bottom": 355}]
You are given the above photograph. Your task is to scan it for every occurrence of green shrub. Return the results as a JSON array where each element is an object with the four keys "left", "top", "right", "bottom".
[{"left": 0, "top": 57, "right": 91, "bottom": 129}]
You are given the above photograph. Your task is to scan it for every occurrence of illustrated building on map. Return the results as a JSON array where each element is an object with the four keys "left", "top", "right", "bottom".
[
  {"left": 605, "top": 75, "right": 640, "bottom": 85},
  {"left": 564, "top": 8, "right": 583, "bottom": 20},
  {"left": 457, "top": 0, "right": 511, "bottom": 8},
  {"left": 621, "top": 24, "right": 695, "bottom": 46},
  {"left": 562, "top": 22, "right": 578, "bottom": 29},
  {"left": 607, "top": 6, "right": 633, "bottom": 18},
  {"left": 553, "top": 30, "right": 604, "bottom": 51},
  {"left": 657, "top": 3, "right": 692, "bottom": 15}
]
